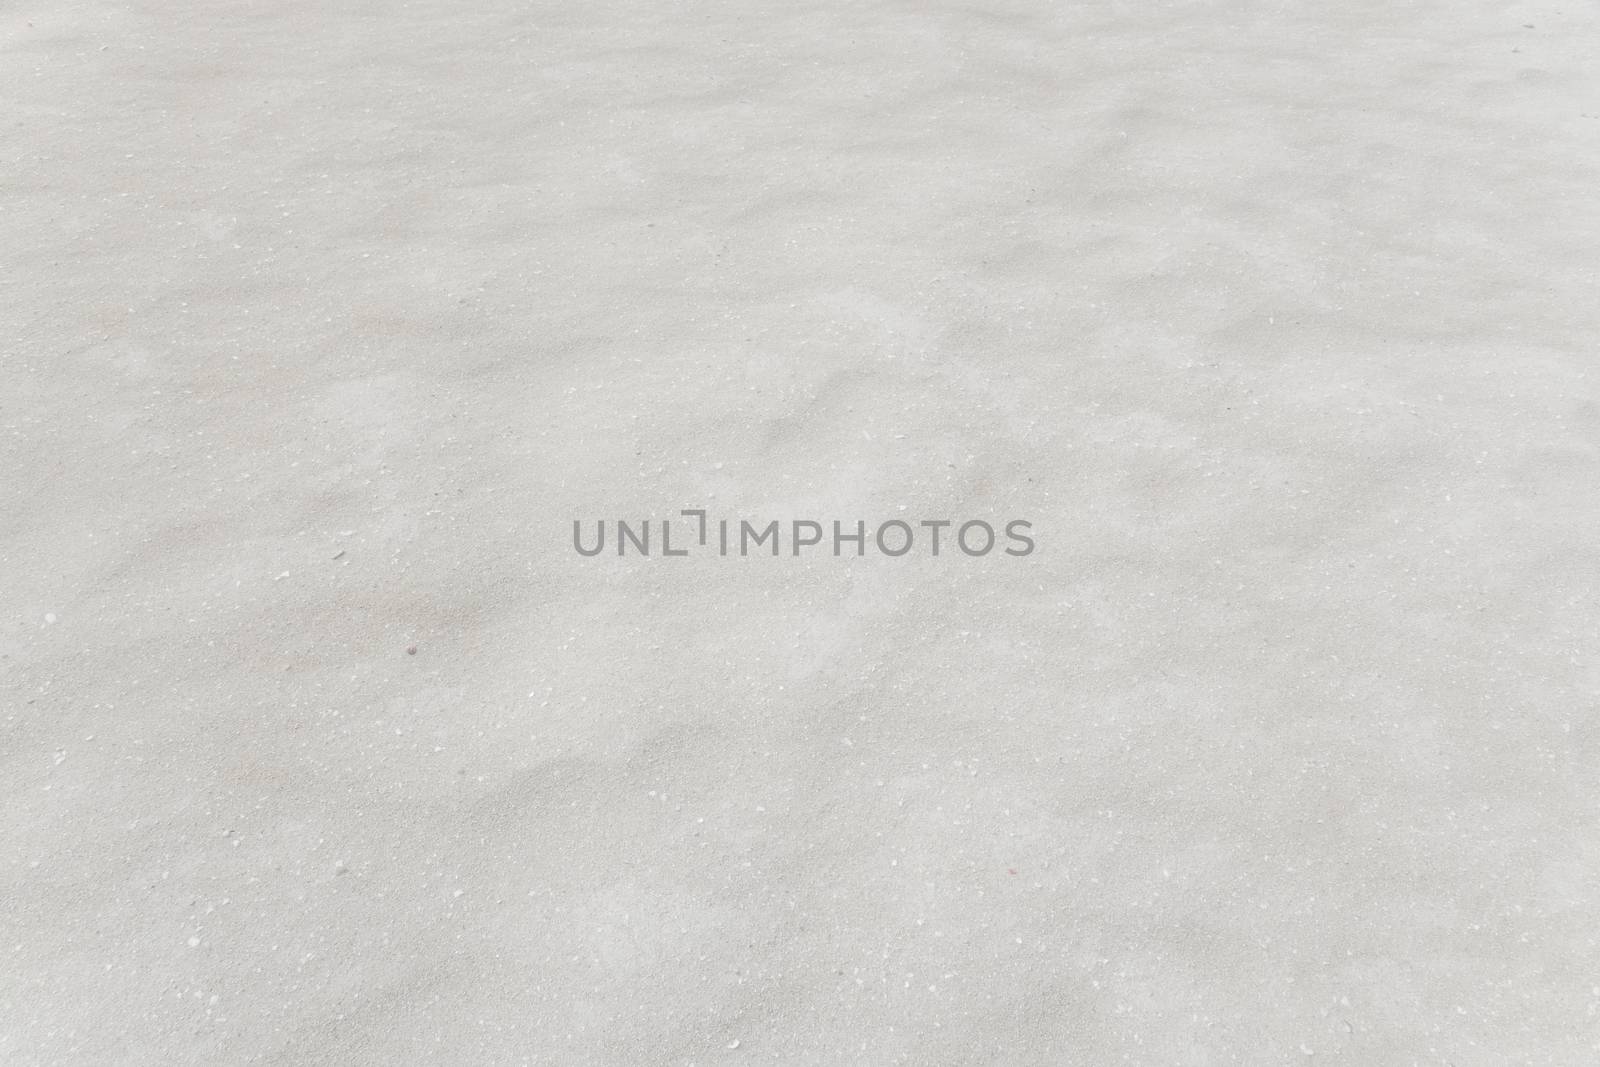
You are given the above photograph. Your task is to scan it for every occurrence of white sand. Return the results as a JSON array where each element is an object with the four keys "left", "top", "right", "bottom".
[{"left": 4, "top": 0, "right": 1599, "bottom": 1062}]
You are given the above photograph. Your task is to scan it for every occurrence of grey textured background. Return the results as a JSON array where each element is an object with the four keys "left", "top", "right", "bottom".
[{"left": 3, "top": 0, "right": 1599, "bottom": 1063}]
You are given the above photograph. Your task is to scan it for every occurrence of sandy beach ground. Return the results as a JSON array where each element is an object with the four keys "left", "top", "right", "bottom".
[{"left": 4, "top": 0, "right": 1599, "bottom": 1063}]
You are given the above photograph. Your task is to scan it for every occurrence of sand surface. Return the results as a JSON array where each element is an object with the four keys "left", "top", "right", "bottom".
[{"left": 4, "top": 0, "right": 1600, "bottom": 1063}]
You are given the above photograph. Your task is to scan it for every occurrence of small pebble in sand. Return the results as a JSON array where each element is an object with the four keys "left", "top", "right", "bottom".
[{"left": 406, "top": 646, "right": 418, "bottom": 656}]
